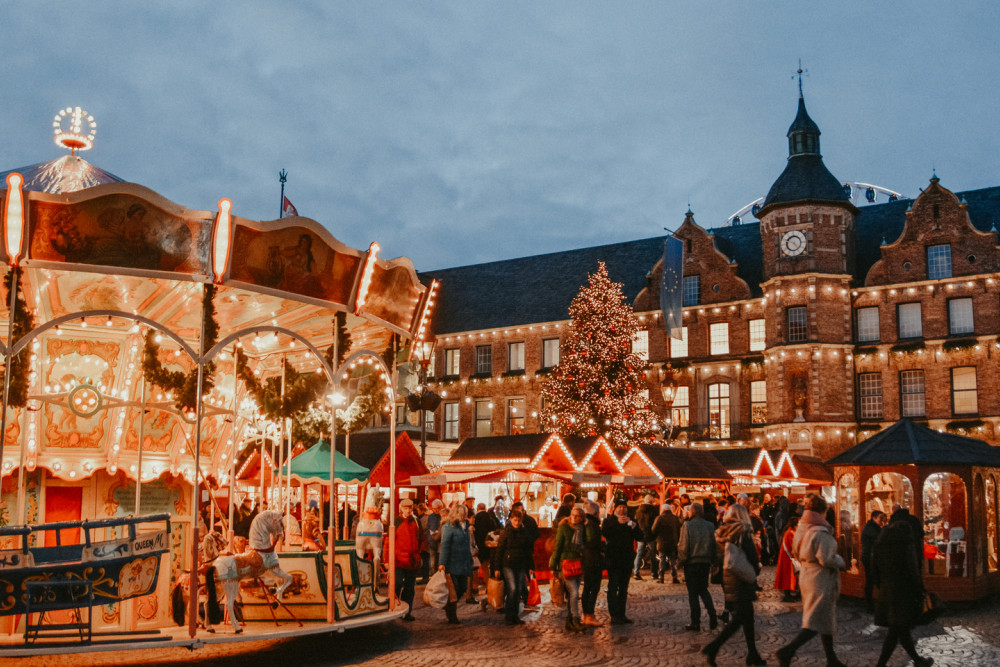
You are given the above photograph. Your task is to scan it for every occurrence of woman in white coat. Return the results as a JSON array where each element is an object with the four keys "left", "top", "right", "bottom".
[{"left": 776, "top": 494, "right": 846, "bottom": 667}]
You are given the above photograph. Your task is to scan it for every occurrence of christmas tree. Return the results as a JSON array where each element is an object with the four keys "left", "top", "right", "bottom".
[{"left": 541, "top": 262, "right": 653, "bottom": 449}]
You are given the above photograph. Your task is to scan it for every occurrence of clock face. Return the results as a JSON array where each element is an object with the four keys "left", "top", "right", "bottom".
[{"left": 781, "top": 230, "right": 807, "bottom": 257}]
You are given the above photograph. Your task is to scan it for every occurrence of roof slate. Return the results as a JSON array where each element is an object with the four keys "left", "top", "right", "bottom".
[
  {"left": 447, "top": 433, "right": 555, "bottom": 462},
  {"left": 636, "top": 445, "right": 732, "bottom": 481},
  {"left": 826, "top": 419, "right": 1000, "bottom": 468}
]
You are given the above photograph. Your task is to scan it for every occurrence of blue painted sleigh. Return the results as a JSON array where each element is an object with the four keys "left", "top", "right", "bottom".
[{"left": 0, "top": 514, "right": 171, "bottom": 616}]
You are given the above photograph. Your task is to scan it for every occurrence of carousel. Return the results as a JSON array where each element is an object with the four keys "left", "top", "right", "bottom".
[
  {"left": 828, "top": 419, "right": 1000, "bottom": 602},
  {"left": 0, "top": 108, "right": 436, "bottom": 653}
]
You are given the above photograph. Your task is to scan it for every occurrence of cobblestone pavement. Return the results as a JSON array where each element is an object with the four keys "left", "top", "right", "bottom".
[{"left": 10, "top": 568, "right": 1000, "bottom": 667}]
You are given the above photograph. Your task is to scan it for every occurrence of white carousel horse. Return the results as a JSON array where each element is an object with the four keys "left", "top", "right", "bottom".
[
  {"left": 207, "top": 510, "right": 292, "bottom": 633},
  {"left": 355, "top": 510, "right": 384, "bottom": 584}
]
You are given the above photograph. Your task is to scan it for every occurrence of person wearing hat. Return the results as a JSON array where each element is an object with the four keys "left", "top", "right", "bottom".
[
  {"left": 633, "top": 493, "right": 659, "bottom": 580},
  {"left": 394, "top": 498, "right": 426, "bottom": 621},
  {"left": 602, "top": 499, "right": 643, "bottom": 624}
]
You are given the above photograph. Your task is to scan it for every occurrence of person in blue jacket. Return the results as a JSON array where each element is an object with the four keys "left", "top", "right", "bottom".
[{"left": 438, "top": 503, "right": 474, "bottom": 624}]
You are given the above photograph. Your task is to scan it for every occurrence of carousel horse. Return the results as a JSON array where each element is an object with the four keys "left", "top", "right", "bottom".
[
  {"left": 207, "top": 509, "right": 292, "bottom": 633},
  {"left": 171, "top": 530, "right": 230, "bottom": 626},
  {"left": 355, "top": 506, "right": 384, "bottom": 583}
]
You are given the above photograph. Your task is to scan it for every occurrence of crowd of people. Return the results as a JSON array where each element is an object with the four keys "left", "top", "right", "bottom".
[{"left": 385, "top": 489, "right": 934, "bottom": 667}]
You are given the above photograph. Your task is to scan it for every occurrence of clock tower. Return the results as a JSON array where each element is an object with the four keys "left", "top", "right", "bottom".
[{"left": 754, "top": 89, "right": 859, "bottom": 458}]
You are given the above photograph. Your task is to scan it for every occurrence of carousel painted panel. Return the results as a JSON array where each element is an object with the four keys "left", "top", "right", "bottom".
[
  {"left": 227, "top": 225, "right": 360, "bottom": 305},
  {"left": 362, "top": 262, "right": 422, "bottom": 331},
  {"left": 237, "top": 552, "right": 328, "bottom": 621},
  {"left": 27, "top": 194, "right": 211, "bottom": 275}
]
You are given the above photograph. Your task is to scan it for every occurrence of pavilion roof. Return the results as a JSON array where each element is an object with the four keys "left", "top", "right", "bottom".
[{"left": 827, "top": 419, "right": 1000, "bottom": 468}]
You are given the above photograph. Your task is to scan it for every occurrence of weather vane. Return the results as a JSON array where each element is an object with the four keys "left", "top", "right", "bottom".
[
  {"left": 793, "top": 59, "right": 808, "bottom": 97},
  {"left": 53, "top": 106, "right": 97, "bottom": 154}
]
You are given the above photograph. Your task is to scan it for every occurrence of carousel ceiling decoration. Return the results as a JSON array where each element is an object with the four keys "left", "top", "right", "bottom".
[{"left": 0, "top": 107, "right": 436, "bottom": 487}]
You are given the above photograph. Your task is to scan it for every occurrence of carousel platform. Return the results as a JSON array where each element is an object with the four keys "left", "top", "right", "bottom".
[{"left": 0, "top": 605, "right": 408, "bottom": 657}]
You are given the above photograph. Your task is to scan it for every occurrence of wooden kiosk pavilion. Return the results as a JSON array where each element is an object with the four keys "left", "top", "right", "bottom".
[{"left": 828, "top": 419, "right": 1000, "bottom": 602}]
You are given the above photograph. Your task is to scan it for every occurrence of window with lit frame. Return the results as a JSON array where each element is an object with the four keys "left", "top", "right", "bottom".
[
  {"left": 899, "top": 369, "right": 926, "bottom": 418},
  {"left": 709, "top": 322, "right": 729, "bottom": 355},
  {"left": 508, "top": 342, "right": 525, "bottom": 372},
  {"left": 748, "top": 319, "right": 766, "bottom": 352},
  {"left": 858, "top": 372, "right": 883, "bottom": 420},
  {"left": 542, "top": 338, "right": 560, "bottom": 368},
  {"left": 444, "top": 349, "right": 460, "bottom": 376},
  {"left": 670, "top": 386, "right": 689, "bottom": 428},
  {"left": 444, "top": 403, "right": 459, "bottom": 440},
  {"left": 948, "top": 297, "right": 974, "bottom": 335},
  {"left": 708, "top": 382, "right": 731, "bottom": 438},
  {"left": 476, "top": 345, "right": 492, "bottom": 375},
  {"left": 669, "top": 327, "right": 688, "bottom": 358},
  {"left": 507, "top": 397, "right": 525, "bottom": 435},
  {"left": 475, "top": 399, "right": 492, "bottom": 437},
  {"left": 750, "top": 380, "right": 767, "bottom": 424},
  {"left": 952, "top": 366, "right": 978, "bottom": 415},
  {"left": 632, "top": 330, "right": 649, "bottom": 361}
]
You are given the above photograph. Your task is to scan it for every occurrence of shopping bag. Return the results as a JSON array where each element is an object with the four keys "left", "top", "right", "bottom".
[
  {"left": 487, "top": 577, "right": 505, "bottom": 610},
  {"left": 562, "top": 559, "right": 583, "bottom": 578},
  {"left": 527, "top": 577, "right": 542, "bottom": 606},
  {"left": 549, "top": 574, "right": 565, "bottom": 606},
  {"left": 423, "top": 570, "right": 449, "bottom": 609},
  {"left": 724, "top": 542, "right": 757, "bottom": 584},
  {"left": 917, "top": 590, "right": 946, "bottom": 625},
  {"left": 445, "top": 573, "right": 458, "bottom": 602}
]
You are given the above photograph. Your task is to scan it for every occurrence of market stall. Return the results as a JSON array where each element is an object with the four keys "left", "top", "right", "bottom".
[
  {"left": 335, "top": 426, "right": 431, "bottom": 509},
  {"left": 710, "top": 447, "right": 833, "bottom": 495},
  {"left": 619, "top": 444, "right": 732, "bottom": 500},
  {"left": 827, "top": 418, "right": 1000, "bottom": 602}
]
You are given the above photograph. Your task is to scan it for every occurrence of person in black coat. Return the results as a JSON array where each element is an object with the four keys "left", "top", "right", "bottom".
[
  {"left": 651, "top": 503, "right": 681, "bottom": 584},
  {"left": 491, "top": 510, "right": 535, "bottom": 625},
  {"left": 633, "top": 494, "right": 660, "bottom": 580},
  {"left": 602, "top": 500, "right": 643, "bottom": 624},
  {"left": 861, "top": 510, "right": 886, "bottom": 612},
  {"left": 510, "top": 501, "right": 539, "bottom": 606},
  {"left": 890, "top": 504, "right": 925, "bottom": 574},
  {"left": 873, "top": 522, "right": 934, "bottom": 667},
  {"left": 580, "top": 500, "right": 605, "bottom": 626}
]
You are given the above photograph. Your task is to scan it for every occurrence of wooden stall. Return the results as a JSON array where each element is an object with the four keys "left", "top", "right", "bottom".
[
  {"left": 710, "top": 447, "right": 833, "bottom": 496},
  {"left": 619, "top": 445, "right": 733, "bottom": 501}
]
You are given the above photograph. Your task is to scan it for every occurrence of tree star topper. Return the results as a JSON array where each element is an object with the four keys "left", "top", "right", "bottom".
[{"left": 53, "top": 106, "right": 97, "bottom": 153}]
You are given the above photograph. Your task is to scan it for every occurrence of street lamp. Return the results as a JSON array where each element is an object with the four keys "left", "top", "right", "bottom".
[
  {"left": 406, "top": 334, "right": 440, "bottom": 461},
  {"left": 660, "top": 363, "right": 678, "bottom": 445}
]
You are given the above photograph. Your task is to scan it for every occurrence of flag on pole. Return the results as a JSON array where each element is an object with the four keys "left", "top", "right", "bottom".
[
  {"left": 282, "top": 196, "right": 299, "bottom": 218},
  {"left": 660, "top": 235, "right": 684, "bottom": 341}
]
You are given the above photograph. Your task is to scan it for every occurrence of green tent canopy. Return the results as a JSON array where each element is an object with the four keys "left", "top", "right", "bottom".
[{"left": 278, "top": 440, "right": 369, "bottom": 484}]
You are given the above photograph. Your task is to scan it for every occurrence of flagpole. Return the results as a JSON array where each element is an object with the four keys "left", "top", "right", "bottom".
[{"left": 279, "top": 169, "right": 287, "bottom": 219}]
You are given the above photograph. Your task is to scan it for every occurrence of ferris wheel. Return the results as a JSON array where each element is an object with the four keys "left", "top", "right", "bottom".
[{"left": 726, "top": 181, "right": 906, "bottom": 226}]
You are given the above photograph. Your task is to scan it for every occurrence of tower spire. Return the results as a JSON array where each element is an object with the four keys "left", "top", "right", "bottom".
[{"left": 796, "top": 59, "right": 806, "bottom": 98}]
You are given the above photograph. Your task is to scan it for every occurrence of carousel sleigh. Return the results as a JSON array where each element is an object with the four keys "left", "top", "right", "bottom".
[{"left": 0, "top": 514, "right": 171, "bottom": 645}]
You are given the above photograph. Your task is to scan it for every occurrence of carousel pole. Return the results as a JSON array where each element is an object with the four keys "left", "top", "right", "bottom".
[
  {"left": 0, "top": 267, "right": 20, "bottom": 498},
  {"left": 279, "top": 354, "right": 287, "bottom": 522},
  {"left": 135, "top": 377, "right": 146, "bottom": 514},
  {"left": 343, "top": 430, "right": 350, "bottom": 539},
  {"left": 388, "top": 336, "right": 398, "bottom": 611},
  {"left": 187, "top": 283, "right": 210, "bottom": 639},
  {"left": 326, "top": 319, "right": 340, "bottom": 624},
  {"left": 228, "top": 343, "right": 238, "bottom": 548}
]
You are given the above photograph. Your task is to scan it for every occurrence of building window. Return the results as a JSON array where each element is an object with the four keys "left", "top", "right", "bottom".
[
  {"left": 897, "top": 302, "right": 922, "bottom": 338},
  {"left": 856, "top": 306, "right": 880, "bottom": 343},
  {"left": 750, "top": 380, "right": 767, "bottom": 424},
  {"left": 749, "top": 319, "right": 766, "bottom": 352},
  {"left": 444, "top": 403, "right": 459, "bottom": 440},
  {"left": 927, "top": 244, "right": 952, "bottom": 280},
  {"left": 671, "top": 386, "right": 689, "bottom": 428},
  {"left": 948, "top": 298, "right": 974, "bottom": 335},
  {"left": 787, "top": 306, "right": 808, "bottom": 343},
  {"left": 507, "top": 397, "right": 525, "bottom": 435},
  {"left": 475, "top": 399, "right": 492, "bottom": 437},
  {"left": 632, "top": 330, "right": 649, "bottom": 361},
  {"left": 708, "top": 382, "right": 731, "bottom": 439},
  {"left": 670, "top": 327, "right": 688, "bottom": 358},
  {"left": 683, "top": 275, "right": 700, "bottom": 307},
  {"left": 425, "top": 406, "right": 435, "bottom": 433},
  {"left": 508, "top": 342, "right": 525, "bottom": 371},
  {"left": 475, "top": 345, "right": 492, "bottom": 375},
  {"left": 858, "top": 373, "right": 883, "bottom": 420},
  {"left": 395, "top": 403, "right": 407, "bottom": 425},
  {"left": 444, "top": 348, "right": 460, "bottom": 376},
  {"left": 952, "top": 366, "right": 978, "bottom": 415},
  {"left": 542, "top": 338, "right": 560, "bottom": 368},
  {"left": 709, "top": 323, "right": 729, "bottom": 355},
  {"left": 900, "top": 370, "right": 926, "bottom": 418}
]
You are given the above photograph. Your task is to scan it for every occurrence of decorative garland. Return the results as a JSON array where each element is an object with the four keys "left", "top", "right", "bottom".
[
  {"left": 142, "top": 283, "right": 218, "bottom": 412},
  {"left": 4, "top": 267, "right": 36, "bottom": 408},
  {"left": 235, "top": 346, "right": 331, "bottom": 422}
]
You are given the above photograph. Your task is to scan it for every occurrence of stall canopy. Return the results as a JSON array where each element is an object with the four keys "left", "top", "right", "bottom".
[
  {"left": 334, "top": 426, "right": 429, "bottom": 486},
  {"left": 413, "top": 433, "right": 578, "bottom": 485},
  {"left": 827, "top": 419, "right": 1000, "bottom": 467},
  {"left": 620, "top": 445, "right": 732, "bottom": 485},
  {"left": 711, "top": 447, "right": 833, "bottom": 487},
  {"left": 280, "top": 440, "right": 369, "bottom": 484}
]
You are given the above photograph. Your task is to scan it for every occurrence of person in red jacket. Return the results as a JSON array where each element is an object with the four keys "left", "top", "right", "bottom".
[
  {"left": 775, "top": 516, "right": 800, "bottom": 601},
  {"left": 394, "top": 498, "right": 426, "bottom": 621}
]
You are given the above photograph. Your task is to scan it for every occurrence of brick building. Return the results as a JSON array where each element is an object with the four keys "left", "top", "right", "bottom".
[{"left": 417, "top": 92, "right": 1000, "bottom": 461}]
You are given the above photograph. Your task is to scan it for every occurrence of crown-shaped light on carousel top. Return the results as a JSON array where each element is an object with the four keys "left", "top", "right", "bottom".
[{"left": 53, "top": 106, "right": 97, "bottom": 154}]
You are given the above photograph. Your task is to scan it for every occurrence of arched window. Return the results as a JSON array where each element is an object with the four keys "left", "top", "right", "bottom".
[
  {"left": 865, "top": 472, "right": 913, "bottom": 517},
  {"left": 923, "top": 472, "right": 967, "bottom": 577},
  {"left": 838, "top": 473, "right": 860, "bottom": 572}
]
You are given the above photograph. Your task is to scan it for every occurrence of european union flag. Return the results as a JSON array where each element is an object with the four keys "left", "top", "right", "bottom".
[{"left": 660, "top": 235, "right": 684, "bottom": 341}]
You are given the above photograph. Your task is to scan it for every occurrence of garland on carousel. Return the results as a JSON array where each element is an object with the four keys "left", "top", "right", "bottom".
[
  {"left": 142, "top": 283, "right": 218, "bottom": 413},
  {"left": 4, "top": 267, "right": 36, "bottom": 408}
]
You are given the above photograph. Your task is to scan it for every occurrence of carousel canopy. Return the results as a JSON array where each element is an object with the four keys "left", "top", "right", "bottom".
[
  {"left": 279, "top": 440, "right": 369, "bottom": 484},
  {"left": 827, "top": 419, "right": 1000, "bottom": 468}
]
